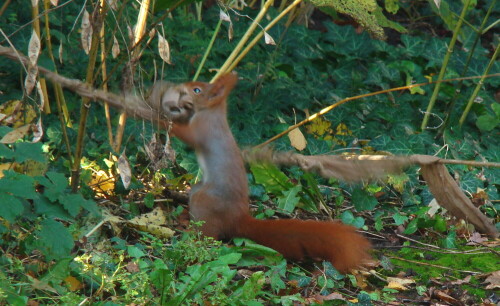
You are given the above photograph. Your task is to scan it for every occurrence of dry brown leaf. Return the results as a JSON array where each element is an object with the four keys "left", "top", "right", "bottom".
[
  {"left": 288, "top": 127, "right": 307, "bottom": 151},
  {"left": 81, "top": 10, "right": 92, "bottom": 55},
  {"left": 28, "top": 31, "right": 40, "bottom": 66},
  {"left": 31, "top": 0, "right": 39, "bottom": 8},
  {"left": 36, "top": 81, "right": 45, "bottom": 110},
  {"left": 25, "top": 67, "right": 38, "bottom": 95},
  {"left": 264, "top": 32, "right": 276, "bottom": 45},
  {"left": 157, "top": 33, "right": 171, "bottom": 64},
  {"left": 32, "top": 118, "right": 43, "bottom": 143},
  {"left": 467, "top": 232, "right": 488, "bottom": 245},
  {"left": 50, "top": 0, "right": 58, "bottom": 5},
  {"left": 112, "top": 35, "right": 120, "bottom": 58},
  {"left": 64, "top": 276, "right": 84, "bottom": 291},
  {"left": 433, "top": 289, "right": 462, "bottom": 306},
  {"left": 127, "top": 207, "right": 175, "bottom": 239},
  {"left": 386, "top": 276, "right": 415, "bottom": 291},
  {"left": 0, "top": 124, "right": 32, "bottom": 143},
  {"left": 219, "top": 9, "right": 231, "bottom": 22},
  {"left": 118, "top": 151, "right": 131, "bottom": 189},
  {"left": 420, "top": 163, "right": 498, "bottom": 238},
  {"left": 450, "top": 275, "right": 471, "bottom": 285},
  {"left": 58, "top": 43, "right": 63, "bottom": 64},
  {"left": 483, "top": 271, "right": 500, "bottom": 290}
]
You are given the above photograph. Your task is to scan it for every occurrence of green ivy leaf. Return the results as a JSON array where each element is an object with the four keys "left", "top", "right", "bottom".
[
  {"left": 0, "top": 193, "right": 23, "bottom": 222},
  {"left": 403, "top": 218, "right": 419, "bottom": 235},
  {"left": 476, "top": 114, "right": 499, "bottom": 132},
  {"left": 14, "top": 142, "right": 46, "bottom": 163},
  {"left": 393, "top": 213, "right": 409, "bottom": 226},
  {"left": 37, "top": 171, "right": 68, "bottom": 202},
  {"left": 250, "top": 163, "right": 293, "bottom": 194},
  {"left": 351, "top": 188, "right": 378, "bottom": 211},
  {"left": 35, "top": 219, "right": 74, "bottom": 260},
  {"left": 58, "top": 193, "right": 100, "bottom": 217},
  {"left": 442, "top": 231, "right": 457, "bottom": 249},
  {"left": 0, "top": 170, "right": 38, "bottom": 199},
  {"left": 277, "top": 186, "right": 301, "bottom": 213}
]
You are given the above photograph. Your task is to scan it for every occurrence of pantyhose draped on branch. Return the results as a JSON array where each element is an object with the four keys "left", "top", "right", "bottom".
[
  {"left": 243, "top": 149, "right": 498, "bottom": 238},
  {"left": 1, "top": 45, "right": 497, "bottom": 238}
]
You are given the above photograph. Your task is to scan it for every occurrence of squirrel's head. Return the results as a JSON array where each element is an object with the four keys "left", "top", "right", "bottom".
[{"left": 148, "top": 73, "right": 238, "bottom": 123}]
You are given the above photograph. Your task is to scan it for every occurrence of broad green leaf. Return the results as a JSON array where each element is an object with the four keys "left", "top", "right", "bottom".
[
  {"left": 393, "top": 213, "right": 409, "bottom": 226},
  {"left": 0, "top": 170, "right": 38, "bottom": 199},
  {"left": 403, "top": 218, "right": 419, "bottom": 234},
  {"left": 58, "top": 193, "right": 99, "bottom": 217},
  {"left": 277, "top": 185, "right": 301, "bottom": 213},
  {"left": 442, "top": 231, "right": 457, "bottom": 248},
  {"left": 14, "top": 142, "right": 46, "bottom": 163},
  {"left": 476, "top": 114, "right": 499, "bottom": 131},
  {"left": 250, "top": 163, "right": 293, "bottom": 194},
  {"left": 351, "top": 188, "right": 378, "bottom": 211},
  {"left": 36, "top": 171, "right": 68, "bottom": 202},
  {"left": 401, "top": 34, "right": 425, "bottom": 57},
  {"left": 0, "top": 193, "right": 23, "bottom": 222},
  {"left": 35, "top": 219, "right": 74, "bottom": 260},
  {"left": 232, "top": 271, "right": 264, "bottom": 301}
]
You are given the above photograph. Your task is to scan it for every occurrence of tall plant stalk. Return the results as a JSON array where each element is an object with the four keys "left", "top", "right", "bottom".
[
  {"left": 42, "top": 0, "right": 73, "bottom": 166},
  {"left": 439, "top": 0, "right": 497, "bottom": 134},
  {"left": 71, "top": 4, "right": 107, "bottom": 192},
  {"left": 212, "top": 0, "right": 275, "bottom": 82},
  {"left": 227, "top": 0, "right": 302, "bottom": 72},
  {"left": 114, "top": 0, "right": 151, "bottom": 152},
  {"left": 420, "top": 0, "right": 472, "bottom": 130},
  {"left": 193, "top": 19, "right": 222, "bottom": 81},
  {"left": 459, "top": 43, "right": 500, "bottom": 126}
]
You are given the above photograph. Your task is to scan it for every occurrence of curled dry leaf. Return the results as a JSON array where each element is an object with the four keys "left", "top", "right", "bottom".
[
  {"left": 31, "top": 0, "right": 39, "bottom": 7},
  {"left": 36, "top": 81, "right": 45, "bottom": 110},
  {"left": 28, "top": 31, "right": 41, "bottom": 66},
  {"left": 32, "top": 118, "right": 43, "bottom": 143},
  {"left": 127, "top": 206, "right": 175, "bottom": 239},
  {"left": 58, "top": 43, "right": 63, "bottom": 64},
  {"left": 157, "top": 33, "right": 171, "bottom": 64},
  {"left": 0, "top": 124, "right": 32, "bottom": 143},
  {"left": 50, "top": 0, "right": 58, "bottom": 6},
  {"left": 483, "top": 271, "right": 500, "bottom": 290},
  {"left": 288, "top": 127, "right": 307, "bottom": 151},
  {"left": 264, "top": 32, "right": 276, "bottom": 45},
  {"left": 81, "top": 10, "right": 92, "bottom": 55},
  {"left": 112, "top": 35, "right": 120, "bottom": 58},
  {"left": 118, "top": 151, "right": 132, "bottom": 189},
  {"left": 220, "top": 9, "right": 233, "bottom": 40},
  {"left": 220, "top": 9, "right": 231, "bottom": 22},
  {"left": 24, "top": 68, "right": 38, "bottom": 95},
  {"left": 386, "top": 276, "right": 415, "bottom": 291}
]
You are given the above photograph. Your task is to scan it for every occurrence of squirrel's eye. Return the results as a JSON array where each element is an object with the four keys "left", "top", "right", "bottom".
[{"left": 193, "top": 87, "right": 202, "bottom": 94}]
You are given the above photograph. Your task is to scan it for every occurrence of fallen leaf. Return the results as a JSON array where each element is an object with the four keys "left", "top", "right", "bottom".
[
  {"left": 288, "top": 127, "right": 307, "bottom": 151},
  {"left": 81, "top": 10, "right": 92, "bottom": 55},
  {"left": 118, "top": 151, "right": 131, "bottom": 189},
  {"left": 264, "top": 32, "right": 276, "bottom": 45},
  {"left": 127, "top": 207, "right": 175, "bottom": 239},
  {"left": 466, "top": 232, "right": 487, "bottom": 245},
  {"left": 64, "top": 275, "right": 84, "bottom": 291},
  {"left": 483, "top": 271, "right": 500, "bottom": 290},
  {"left": 0, "top": 124, "right": 32, "bottom": 143},
  {"left": 386, "top": 276, "right": 415, "bottom": 291},
  {"left": 157, "top": 33, "right": 171, "bottom": 64}
]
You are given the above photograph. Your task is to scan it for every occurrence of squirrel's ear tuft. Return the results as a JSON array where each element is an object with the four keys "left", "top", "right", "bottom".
[{"left": 207, "top": 72, "right": 238, "bottom": 106}]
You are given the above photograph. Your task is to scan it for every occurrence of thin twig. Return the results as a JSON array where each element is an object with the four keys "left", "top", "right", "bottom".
[
  {"left": 389, "top": 256, "right": 481, "bottom": 274},
  {"left": 254, "top": 73, "right": 500, "bottom": 149}
]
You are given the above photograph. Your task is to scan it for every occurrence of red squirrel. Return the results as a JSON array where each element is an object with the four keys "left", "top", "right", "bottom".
[{"left": 160, "top": 73, "right": 371, "bottom": 273}]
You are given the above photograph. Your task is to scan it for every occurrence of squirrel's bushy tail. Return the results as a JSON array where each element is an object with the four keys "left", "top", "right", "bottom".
[{"left": 237, "top": 215, "right": 371, "bottom": 273}]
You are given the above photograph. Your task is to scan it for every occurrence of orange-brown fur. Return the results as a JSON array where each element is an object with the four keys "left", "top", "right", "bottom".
[{"left": 164, "top": 73, "right": 370, "bottom": 273}]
